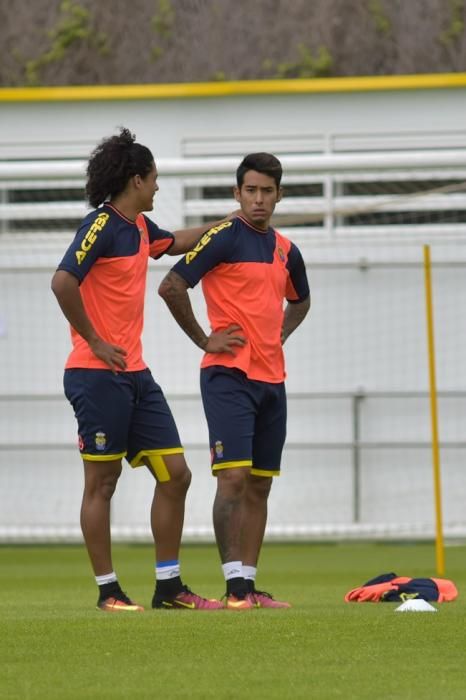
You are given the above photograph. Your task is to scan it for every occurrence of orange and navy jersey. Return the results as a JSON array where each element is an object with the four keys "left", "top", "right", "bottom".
[
  {"left": 57, "top": 203, "right": 174, "bottom": 371},
  {"left": 172, "top": 215, "right": 310, "bottom": 382}
]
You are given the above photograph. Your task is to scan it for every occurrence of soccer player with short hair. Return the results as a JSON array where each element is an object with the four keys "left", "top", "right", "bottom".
[
  {"left": 51, "top": 128, "right": 227, "bottom": 612},
  {"left": 158, "top": 152, "right": 311, "bottom": 609}
]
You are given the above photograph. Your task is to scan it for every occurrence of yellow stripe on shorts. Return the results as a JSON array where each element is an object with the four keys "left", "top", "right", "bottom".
[{"left": 130, "top": 447, "right": 184, "bottom": 482}]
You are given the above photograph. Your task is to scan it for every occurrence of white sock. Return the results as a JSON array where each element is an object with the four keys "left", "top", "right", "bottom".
[
  {"left": 156, "top": 560, "right": 180, "bottom": 580},
  {"left": 95, "top": 571, "right": 118, "bottom": 586},
  {"left": 222, "top": 561, "right": 243, "bottom": 580},
  {"left": 243, "top": 565, "right": 257, "bottom": 582}
]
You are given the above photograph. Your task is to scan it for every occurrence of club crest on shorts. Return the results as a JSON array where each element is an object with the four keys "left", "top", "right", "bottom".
[
  {"left": 95, "top": 431, "right": 107, "bottom": 451},
  {"left": 214, "top": 440, "right": 224, "bottom": 459},
  {"left": 78, "top": 434, "right": 84, "bottom": 451}
]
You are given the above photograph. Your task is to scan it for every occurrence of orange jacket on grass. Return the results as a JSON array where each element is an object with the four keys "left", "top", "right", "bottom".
[{"left": 345, "top": 572, "right": 458, "bottom": 603}]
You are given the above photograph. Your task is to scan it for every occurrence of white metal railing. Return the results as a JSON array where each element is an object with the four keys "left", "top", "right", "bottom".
[
  {"left": 1, "top": 151, "right": 466, "bottom": 239},
  {"left": 1, "top": 149, "right": 466, "bottom": 179}
]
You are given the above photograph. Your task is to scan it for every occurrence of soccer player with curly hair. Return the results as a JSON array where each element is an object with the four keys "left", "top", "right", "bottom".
[{"left": 52, "top": 128, "right": 228, "bottom": 612}]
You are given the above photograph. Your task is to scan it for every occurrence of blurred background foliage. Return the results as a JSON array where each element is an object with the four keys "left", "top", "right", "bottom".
[{"left": 1, "top": 0, "right": 465, "bottom": 87}]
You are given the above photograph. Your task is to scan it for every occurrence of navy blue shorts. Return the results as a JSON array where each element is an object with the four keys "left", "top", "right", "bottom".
[
  {"left": 64, "top": 368, "right": 183, "bottom": 480},
  {"left": 200, "top": 366, "right": 287, "bottom": 476}
]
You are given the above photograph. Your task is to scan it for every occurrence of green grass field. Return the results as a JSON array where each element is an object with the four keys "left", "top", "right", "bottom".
[{"left": 1, "top": 542, "right": 465, "bottom": 699}]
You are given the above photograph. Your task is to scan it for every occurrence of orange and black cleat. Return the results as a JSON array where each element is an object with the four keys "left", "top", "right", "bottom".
[{"left": 97, "top": 592, "right": 144, "bottom": 612}]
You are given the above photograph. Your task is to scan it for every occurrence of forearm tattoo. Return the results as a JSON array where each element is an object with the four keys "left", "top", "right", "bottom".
[{"left": 160, "top": 272, "right": 208, "bottom": 349}]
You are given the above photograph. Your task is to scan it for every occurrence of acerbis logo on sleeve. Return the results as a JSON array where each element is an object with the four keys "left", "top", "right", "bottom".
[
  {"left": 75, "top": 212, "right": 109, "bottom": 265},
  {"left": 185, "top": 220, "right": 232, "bottom": 264}
]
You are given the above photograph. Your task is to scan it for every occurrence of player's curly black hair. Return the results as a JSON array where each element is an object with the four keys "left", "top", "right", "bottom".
[
  {"left": 85, "top": 127, "right": 154, "bottom": 208},
  {"left": 236, "top": 152, "right": 282, "bottom": 189}
]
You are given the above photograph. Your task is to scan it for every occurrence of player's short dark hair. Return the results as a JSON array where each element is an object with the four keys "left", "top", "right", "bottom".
[
  {"left": 236, "top": 152, "right": 282, "bottom": 189},
  {"left": 86, "top": 127, "right": 154, "bottom": 208}
]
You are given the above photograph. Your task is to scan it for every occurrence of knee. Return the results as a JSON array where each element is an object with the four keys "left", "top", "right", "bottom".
[
  {"left": 86, "top": 471, "right": 120, "bottom": 501},
  {"left": 217, "top": 468, "right": 248, "bottom": 499},
  {"left": 164, "top": 464, "right": 191, "bottom": 497},
  {"left": 248, "top": 476, "right": 272, "bottom": 503},
  {"left": 100, "top": 474, "right": 119, "bottom": 500},
  {"left": 177, "top": 465, "right": 192, "bottom": 493}
]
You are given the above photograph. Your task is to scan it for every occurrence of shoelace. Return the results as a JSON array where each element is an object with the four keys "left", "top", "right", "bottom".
[
  {"left": 252, "top": 589, "right": 274, "bottom": 599},
  {"left": 179, "top": 585, "right": 194, "bottom": 596}
]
